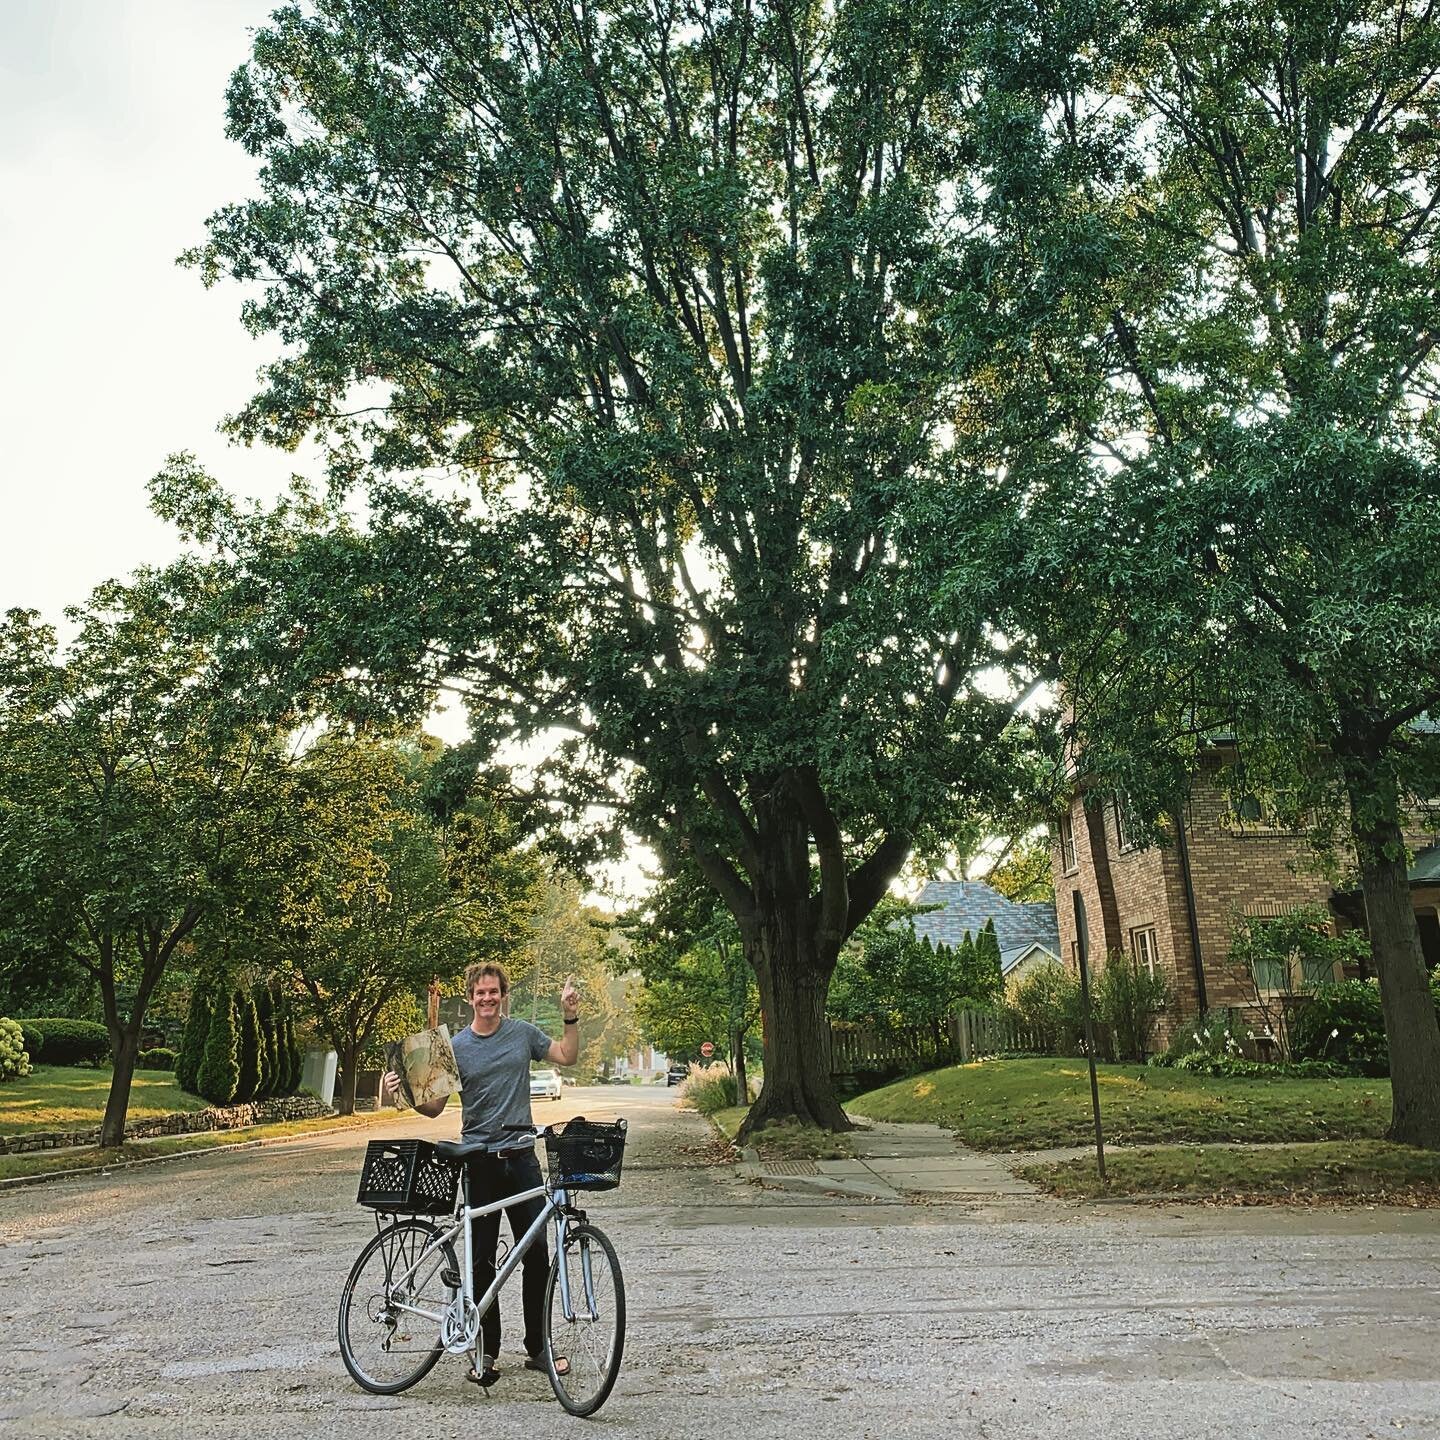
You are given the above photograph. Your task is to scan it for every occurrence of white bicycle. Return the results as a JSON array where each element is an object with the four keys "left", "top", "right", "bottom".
[{"left": 338, "top": 1118, "right": 627, "bottom": 1417}]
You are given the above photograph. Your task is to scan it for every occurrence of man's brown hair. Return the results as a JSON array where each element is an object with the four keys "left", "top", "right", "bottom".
[{"left": 465, "top": 962, "right": 510, "bottom": 997}]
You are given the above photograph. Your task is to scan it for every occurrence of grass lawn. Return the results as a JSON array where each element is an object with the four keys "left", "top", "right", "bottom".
[
  {"left": 0, "top": 1109, "right": 398, "bottom": 1184},
  {"left": 846, "top": 1057, "right": 1392, "bottom": 1151},
  {"left": 1021, "top": 1140, "right": 1440, "bottom": 1203},
  {"left": 0, "top": 1065, "right": 208, "bottom": 1135}
]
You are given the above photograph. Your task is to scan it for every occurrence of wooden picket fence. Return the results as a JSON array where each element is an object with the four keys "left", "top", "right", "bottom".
[{"left": 830, "top": 1008, "right": 1042, "bottom": 1082}]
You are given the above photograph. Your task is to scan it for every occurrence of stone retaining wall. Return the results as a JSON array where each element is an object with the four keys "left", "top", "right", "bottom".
[{"left": 1, "top": 1094, "right": 336, "bottom": 1154}]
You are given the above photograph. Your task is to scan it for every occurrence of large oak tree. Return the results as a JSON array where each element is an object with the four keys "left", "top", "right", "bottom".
[{"left": 171, "top": 0, "right": 1043, "bottom": 1130}]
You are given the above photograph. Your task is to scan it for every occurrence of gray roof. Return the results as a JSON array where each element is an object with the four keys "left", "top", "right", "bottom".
[
  {"left": 910, "top": 881, "right": 1061, "bottom": 967},
  {"left": 999, "top": 941, "right": 1060, "bottom": 975}
]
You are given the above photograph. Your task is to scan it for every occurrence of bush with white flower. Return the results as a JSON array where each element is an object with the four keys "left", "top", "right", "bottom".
[
  {"left": 0, "top": 1017, "right": 32, "bottom": 1081},
  {"left": 1290, "top": 979, "right": 1389, "bottom": 1076}
]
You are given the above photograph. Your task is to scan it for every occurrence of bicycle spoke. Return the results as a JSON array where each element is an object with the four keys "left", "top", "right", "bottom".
[
  {"left": 339, "top": 1219, "right": 456, "bottom": 1395},
  {"left": 543, "top": 1224, "right": 625, "bottom": 1417}
]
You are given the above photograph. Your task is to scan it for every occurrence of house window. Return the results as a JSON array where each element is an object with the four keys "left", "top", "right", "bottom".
[
  {"left": 1057, "top": 813, "right": 1078, "bottom": 873},
  {"left": 1130, "top": 926, "right": 1159, "bottom": 977},
  {"left": 1251, "top": 954, "right": 1289, "bottom": 992}
]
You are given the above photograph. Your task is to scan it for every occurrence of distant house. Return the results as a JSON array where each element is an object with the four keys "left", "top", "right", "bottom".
[
  {"left": 909, "top": 880, "right": 1061, "bottom": 984},
  {"left": 1049, "top": 748, "right": 1440, "bottom": 1042}
]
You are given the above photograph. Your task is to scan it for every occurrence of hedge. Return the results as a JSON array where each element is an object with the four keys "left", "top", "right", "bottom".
[
  {"left": 23, "top": 1017, "right": 110, "bottom": 1067},
  {"left": 139, "top": 1047, "right": 177, "bottom": 1070}
]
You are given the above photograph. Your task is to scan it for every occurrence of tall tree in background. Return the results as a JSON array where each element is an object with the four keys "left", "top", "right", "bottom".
[
  {"left": 969, "top": 0, "right": 1440, "bottom": 1146},
  {"left": 515, "top": 868, "right": 618, "bottom": 1054},
  {"left": 270, "top": 735, "right": 542, "bottom": 1113},
  {"left": 0, "top": 577, "right": 294, "bottom": 1146},
  {"left": 629, "top": 869, "right": 757, "bottom": 1091},
  {"left": 168, "top": 0, "right": 1045, "bottom": 1132}
]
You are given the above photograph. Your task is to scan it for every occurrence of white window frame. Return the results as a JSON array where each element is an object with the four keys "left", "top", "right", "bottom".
[{"left": 1130, "top": 925, "right": 1158, "bottom": 978}]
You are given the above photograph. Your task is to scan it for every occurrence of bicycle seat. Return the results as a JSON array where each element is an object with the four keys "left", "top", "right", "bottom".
[{"left": 434, "top": 1138, "right": 499, "bottom": 1162}]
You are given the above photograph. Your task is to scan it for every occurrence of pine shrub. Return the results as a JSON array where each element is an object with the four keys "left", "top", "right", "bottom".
[
  {"left": 234, "top": 988, "right": 262, "bottom": 1103},
  {"left": 175, "top": 989, "right": 212, "bottom": 1094},
  {"left": 197, "top": 991, "right": 239, "bottom": 1105}
]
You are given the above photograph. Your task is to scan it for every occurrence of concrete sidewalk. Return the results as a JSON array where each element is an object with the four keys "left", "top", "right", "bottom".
[{"left": 737, "top": 1118, "right": 1041, "bottom": 1202}]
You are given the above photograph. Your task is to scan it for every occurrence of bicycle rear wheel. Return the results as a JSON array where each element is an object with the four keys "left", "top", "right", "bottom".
[
  {"left": 542, "top": 1222, "right": 625, "bottom": 1416},
  {"left": 338, "top": 1217, "right": 457, "bottom": 1394}
]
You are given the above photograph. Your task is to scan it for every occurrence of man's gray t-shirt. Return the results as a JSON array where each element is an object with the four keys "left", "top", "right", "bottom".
[{"left": 452, "top": 1018, "right": 552, "bottom": 1148}]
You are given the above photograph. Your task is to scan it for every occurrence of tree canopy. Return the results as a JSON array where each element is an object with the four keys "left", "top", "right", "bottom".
[
  {"left": 965, "top": 0, "right": 1440, "bottom": 1145},
  {"left": 168, "top": 0, "right": 1049, "bottom": 1131},
  {"left": 0, "top": 575, "right": 296, "bottom": 1144}
]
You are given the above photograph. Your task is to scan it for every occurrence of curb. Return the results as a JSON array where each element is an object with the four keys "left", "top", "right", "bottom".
[{"left": 0, "top": 1117, "right": 382, "bottom": 1193}]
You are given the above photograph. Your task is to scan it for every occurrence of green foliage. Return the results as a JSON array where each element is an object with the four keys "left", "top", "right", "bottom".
[
  {"left": 0, "top": 578, "right": 300, "bottom": 1143},
  {"left": 197, "top": 990, "right": 239, "bottom": 1106},
  {"left": 1007, "top": 965, "right": 1084, "bottom": 1056},
  {"left": 0, "top": 1017, "right": 32, "bottom": 1081},
  {"left": 175, "top": 988, "right": 211, "bottom": 1094},
  {"left": 233, "top": 987, "right": 262, "bottom": 1103},
  {"left": 24, "top": 1018, "right": 109, "bottom": 1067},
  {"left": 973, "top": 0, "right": 1440, "bottom": 1135},
  {"left": 1095, "top": 950, "right": 1171, "bottom": 1062},
  {"left": 1163, "top": 1053, "right": 1346, "bottom": 1080},
  {"left": 253, "top": 983, "right": 278, "bottom": 1099},
  {"left": 266, "top": 735, "right": 542, "bottom": 1110},
  {"left": 830, "top": 901, "right": 1004, "bottom": 1032},
  {"left": 1227, "top": 906, "right": 1370, "bottom": 997},
  {"left": 168, "top": 0, "right": 1056, "bottom": 1130},
  {"left": 1291, "top": 980, "right": 1391, "bottom": 1077},
  {"left": 138, "top": 1047, "right": 177, "bottom": 1071},
  {"left": 676, "top": 1062, "right": 751, "bottom": 1116},
  {"left": 279, "top": 995, "right": 302, "bottom": 1095},
  {"left": 1154, "top": 1008, "right": 1259, "bottom": 1069},
  {"left": 17, "top": 1021, "right": 44, "bottom": 1057},
  {"left": 628, "top": 870, "right": 753, "bottom": 1066},
  {"left": 986, "top": 836, "right": 1056, "bottom": 904}
]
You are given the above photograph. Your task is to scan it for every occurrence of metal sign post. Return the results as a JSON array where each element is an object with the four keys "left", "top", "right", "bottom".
[{"left": 1072, "top": 891, "right": 1107, "bottom": 1185}]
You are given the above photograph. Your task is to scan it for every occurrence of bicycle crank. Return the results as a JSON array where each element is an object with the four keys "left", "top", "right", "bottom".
[{"left": 441, "top": 1297, "right": 481, "bottom": 1354}]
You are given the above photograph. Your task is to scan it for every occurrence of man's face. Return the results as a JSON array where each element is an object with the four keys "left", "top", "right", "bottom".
[{"left": 469, "top": 976, "right": 504, "bottom": 1022}]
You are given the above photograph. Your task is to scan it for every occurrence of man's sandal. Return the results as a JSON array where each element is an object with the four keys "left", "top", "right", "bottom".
[{"left": 525, "top": 1353, "right": 569, "bottom": 1376}]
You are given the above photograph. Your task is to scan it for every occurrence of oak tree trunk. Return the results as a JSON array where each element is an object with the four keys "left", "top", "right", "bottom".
[{"left": 740, "top": 917, "right": 849, "bottom": 1137}]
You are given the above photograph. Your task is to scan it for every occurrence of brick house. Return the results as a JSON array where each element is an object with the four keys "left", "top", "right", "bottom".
[{"left": 1049, "top": 756, "right": 1440, "bottom": 1042}]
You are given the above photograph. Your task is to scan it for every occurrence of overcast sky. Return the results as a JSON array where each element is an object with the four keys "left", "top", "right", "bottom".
[{"left": 0, "top": 0, "right": 298, "bottom": 622}]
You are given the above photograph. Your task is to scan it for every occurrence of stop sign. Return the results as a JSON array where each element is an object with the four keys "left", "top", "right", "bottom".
[{"left": 699, "top": 1041, "right": 715, "bottom": 1058}]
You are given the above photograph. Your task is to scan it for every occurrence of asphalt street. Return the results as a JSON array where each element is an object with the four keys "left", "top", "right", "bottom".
[{"left": 4, "top": 1086, "right": 1440, "bottom": 1440}]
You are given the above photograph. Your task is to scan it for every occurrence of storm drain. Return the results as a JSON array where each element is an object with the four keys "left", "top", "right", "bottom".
[{"left": 761, "top": 1159, "right": 819, "bottom": 1176}]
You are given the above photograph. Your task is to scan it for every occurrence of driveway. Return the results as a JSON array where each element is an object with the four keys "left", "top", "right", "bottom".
[{"left": 3, "top": 1089, "right": 1439, "bottom": 1439}]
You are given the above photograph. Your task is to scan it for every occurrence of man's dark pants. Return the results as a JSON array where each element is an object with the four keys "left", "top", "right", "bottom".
[{"left": 466, "top": 1150, "right": 549, "bottom": 1362}]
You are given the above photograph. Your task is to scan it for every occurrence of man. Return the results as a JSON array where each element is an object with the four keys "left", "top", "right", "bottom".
[{"left": 382, "top": 962, "right": 579, "bottom": 1386}]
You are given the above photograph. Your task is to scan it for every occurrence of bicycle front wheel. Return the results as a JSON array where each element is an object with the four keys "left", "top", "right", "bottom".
[
  {"left": 338, "top": 1217, "right": 457, "bottom": 1395},
  {"left": 542, "top": 1222, "right": 625, "bottom": 1416}
]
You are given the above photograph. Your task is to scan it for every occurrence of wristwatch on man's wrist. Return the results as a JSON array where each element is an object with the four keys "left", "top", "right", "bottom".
[{"left": 563, "top": 1013, "right": 579, "bottom": 1025}]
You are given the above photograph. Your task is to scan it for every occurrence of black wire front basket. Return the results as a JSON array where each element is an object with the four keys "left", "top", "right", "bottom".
[
  {"left": 356, "top": 1138, "right": 460, "bottom": 1215},
  {"left": 544, "top": 1117, "right": 627, "bottom": 1192}
]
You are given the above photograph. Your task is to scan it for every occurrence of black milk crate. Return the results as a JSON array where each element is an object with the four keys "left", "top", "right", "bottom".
[
  {"left": 357, "top": 1139, "right": 460, "bottom": 1215},
  {"left": 545, "top": 1117, "right": 627, "bottom": 1192}
]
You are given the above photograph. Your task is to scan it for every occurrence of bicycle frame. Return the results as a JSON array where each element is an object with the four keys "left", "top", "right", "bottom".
[{"left": 380, "top": 1176, "right": 598, "bottom": 1349}]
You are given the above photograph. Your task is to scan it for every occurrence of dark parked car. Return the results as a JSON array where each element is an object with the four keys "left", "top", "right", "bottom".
[{"left": 666, "top": 1065, "right": 687, "bottom": 1087}]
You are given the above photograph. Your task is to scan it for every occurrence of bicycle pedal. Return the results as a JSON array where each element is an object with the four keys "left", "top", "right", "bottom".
[{"left": 441, "top": 1269, "right": 460, "bottom": 1289}]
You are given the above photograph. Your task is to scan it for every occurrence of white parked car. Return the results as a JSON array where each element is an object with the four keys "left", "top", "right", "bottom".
[{"left": 529, "top": 1068, "right": 562, "bottom": 1101}]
